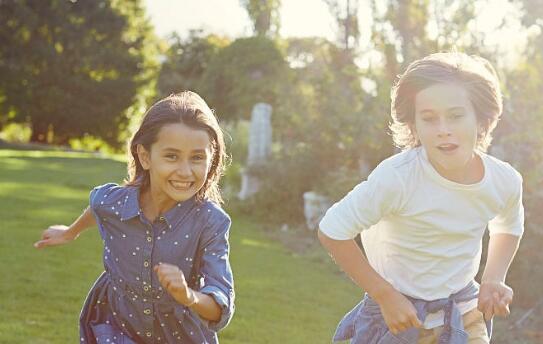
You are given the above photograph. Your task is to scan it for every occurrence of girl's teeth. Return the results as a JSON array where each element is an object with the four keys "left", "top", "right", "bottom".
[{"left": 171, "top": 181, "right": 191, "bottom": 188}]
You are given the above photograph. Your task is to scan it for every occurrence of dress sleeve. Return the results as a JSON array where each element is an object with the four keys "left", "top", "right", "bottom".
[
  {"left": 89, "top": 183, "right": 118, "bottom": 212},
  {"left": 488, "top": 171, "right": 524, "bottom": 237},
  {"left": 89, "top": 183, "right": 118, "bottom": 237},
  {"left": 195, "top": 214, "right": 234, "bottom": 332},
  {"left": 319, "top": 161, "right": 405, "bottom": 240}
]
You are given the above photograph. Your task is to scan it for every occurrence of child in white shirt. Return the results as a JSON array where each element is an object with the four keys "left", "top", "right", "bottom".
[{"left": 319, "top": 52, "right": 524, "bottom": 344}]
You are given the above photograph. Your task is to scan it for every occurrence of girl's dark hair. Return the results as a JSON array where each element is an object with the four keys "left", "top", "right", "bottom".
[
  {"left": 390, "top": 52, "right": 503, "bottom": 152},
  {"left": 125, "top": 91, "right": 227, "bottom": 205}
]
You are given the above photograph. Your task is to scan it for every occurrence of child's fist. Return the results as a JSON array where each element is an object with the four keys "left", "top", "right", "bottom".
[
  {"left": 478, "top": 281, "right": 513, "bottom": 320},
  {"left": 154, "top": 263, "right": 197, "bottom": 307},
  {"left": 34, "top": 225, "right": 77, "bottom": 249}
]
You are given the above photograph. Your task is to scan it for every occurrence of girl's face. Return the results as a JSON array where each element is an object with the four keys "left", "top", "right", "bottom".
[
  {"left": 413, "top": 82, "right": 481, "bottom": 182},
  {"left": 139, "top": 122, "right": 212, "bottom": 207}
]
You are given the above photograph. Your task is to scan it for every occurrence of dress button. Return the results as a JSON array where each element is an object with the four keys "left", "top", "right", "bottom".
[
  {"left": 147, "top": 237, "right": 152, "bottom": 242},
  {"left": 146, "top": 332, "right": 152, "bottom": 337},
  {"left": 144, "top": 309, "right": 151, "bottom": 315},
  {"left": 159, "top": 216, "right": 165, "bottom": 222},
  {"left": 144, "top": 261, "right": 149, "bottom": 267},
  {"left": 143, "top": 286, "right": 150, "bottom": 292}
]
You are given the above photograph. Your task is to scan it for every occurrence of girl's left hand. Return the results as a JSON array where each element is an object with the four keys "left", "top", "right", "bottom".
[
  {"left": 154, "top": 263, "right": 196, "bottom": 307},
  {"left": 478, "top": 281, "right": 513, "bottom": 320}
]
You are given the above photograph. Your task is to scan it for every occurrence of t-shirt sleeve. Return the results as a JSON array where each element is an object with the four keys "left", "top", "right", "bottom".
[
  {"left": 319, "top": 161, "right": 405, "bottom": 240},
  {"left": 488, "top": 171, "right": 524, "bottom": 237}
]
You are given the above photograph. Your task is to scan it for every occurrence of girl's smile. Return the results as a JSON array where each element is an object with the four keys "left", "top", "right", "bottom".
[{"left": 138, "top": 122, "right": 213, "bottom": 215}]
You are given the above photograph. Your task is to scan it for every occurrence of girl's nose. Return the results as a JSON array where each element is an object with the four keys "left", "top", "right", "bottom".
[{"left": 176, "top": 161, "right": 192, "bottom": 176}]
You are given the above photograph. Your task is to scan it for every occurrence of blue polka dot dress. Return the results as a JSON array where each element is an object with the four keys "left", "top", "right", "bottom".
[{"left": 79, "top": 183, "right": 234, "bottom": 344}]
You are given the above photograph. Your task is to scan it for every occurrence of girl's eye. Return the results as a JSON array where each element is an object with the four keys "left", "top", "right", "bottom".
[
  {"left": 165, "top": 154, "right": 177, "bottom": 160},
  {"left": 422, "top": 117, "right": 436, "bottom": 122},
  {"left": 192, "top": 155, "right": 205, "bottom": 161}
]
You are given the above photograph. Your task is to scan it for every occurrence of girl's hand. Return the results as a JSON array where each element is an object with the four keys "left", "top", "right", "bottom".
[
  {"left": 154, "top": 263, "right": 197, "bottom": 307},
  {"left": 34, "top": 225, "right": 78, "bottom": 249},
  {"left": 376, "top": 288, "right": 422, "bottom": 335},
  {"left": 478, "top": 281, "right": 513, "bottom": 320}
]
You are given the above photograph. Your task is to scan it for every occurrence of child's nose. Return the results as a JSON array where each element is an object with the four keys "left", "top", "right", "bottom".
[
  {"left": 437, "top": 120, "right": 452, "bottom": 136},
  {"left": 175, "top": 161, "right": 192, "bottom": 176}
]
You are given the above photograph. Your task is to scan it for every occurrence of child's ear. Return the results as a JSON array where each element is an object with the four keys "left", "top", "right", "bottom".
[{"left": 137, "top": 144, "right": 151, "bottom": 170}]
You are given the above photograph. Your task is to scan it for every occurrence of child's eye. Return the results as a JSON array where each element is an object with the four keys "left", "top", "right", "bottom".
[
  {"left": 192, "top": 155, "right": 206, "bottom": 161},
  {"left": 422, "top": 117, "right": 436, "bottom": 122},
  {"left": 165, "top": 154, "right": 177, "bottom": 160}
]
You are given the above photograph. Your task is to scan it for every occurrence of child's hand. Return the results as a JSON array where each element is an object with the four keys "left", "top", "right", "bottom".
[
  {"left": 34, "top": 225, "right": 78, "bottom": 249},
  {"left": 154, "top": 263, "right": 197, "bottom": 307},
  {"left": 478, "top": 281, "right": 513, "bottom": 320},
  {"left": 377, "top": 288, "right": 422, "bottom": 335}
]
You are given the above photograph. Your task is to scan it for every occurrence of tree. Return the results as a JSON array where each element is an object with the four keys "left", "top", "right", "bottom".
[
  {"left": 323, "top": 0, "right": 361, "bottom": 57},
  {"left": 156, "top": 30, "right": 229, "bottom": 99},
  {"left": 0, "top": 0, "right": 157, "bottom": 146},
  {"left": 240, "top": 0, "right": 281, "bottom": 37},
  {"left": 201, "top": 36, "right": 289, "bottom": 121}
]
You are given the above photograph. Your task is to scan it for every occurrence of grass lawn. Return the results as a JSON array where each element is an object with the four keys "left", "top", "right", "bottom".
[{"left": 0, "top": 150, "right": 361, "bottom": 343}]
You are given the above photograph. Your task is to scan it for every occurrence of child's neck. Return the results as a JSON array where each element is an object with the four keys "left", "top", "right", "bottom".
[
  {"left": 432, "top": 153, "right": 484, "bottom": 184},
  {"left": 139, "top": 186, "right": 176, "bottom": 222}
]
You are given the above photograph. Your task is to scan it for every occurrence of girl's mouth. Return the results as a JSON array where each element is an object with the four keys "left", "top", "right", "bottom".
[{"left": 169, "top": 180, "right": 193, "bottom": 190}]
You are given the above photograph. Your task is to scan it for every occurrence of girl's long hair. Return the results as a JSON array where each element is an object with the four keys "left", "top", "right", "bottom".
[{"left": 125, "top": 91, "right": 227, "bottom": 205}]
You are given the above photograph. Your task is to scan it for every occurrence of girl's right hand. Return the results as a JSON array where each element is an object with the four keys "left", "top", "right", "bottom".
[
  {"left": 376, "top": 287, "right": 422, "bottom": 335},
  {"left": 34, "top": 225, "right": 78, "bottom": 249}
]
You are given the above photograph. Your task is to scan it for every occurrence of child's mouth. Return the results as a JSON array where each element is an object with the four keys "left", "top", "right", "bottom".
[
  {"left": 437, "top": 143, "right": 458, "bottom": 153},
  {"left": 169, "top": 180, "right": 193, "bottom": 190}
]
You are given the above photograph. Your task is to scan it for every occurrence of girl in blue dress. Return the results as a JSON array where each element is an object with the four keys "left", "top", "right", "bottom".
[{"left": 35, "top": 91, "right": 234, "bottom": 344}]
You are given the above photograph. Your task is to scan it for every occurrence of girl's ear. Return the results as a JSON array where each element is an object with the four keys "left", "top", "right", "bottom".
[{"left": 137, "top": 144, "right": 151, "bottom": 170}]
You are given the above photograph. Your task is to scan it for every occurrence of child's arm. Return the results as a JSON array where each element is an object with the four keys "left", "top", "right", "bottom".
[
  {"left": 318, "top": 230, "right": 422, "bottom": 335},
  {"left": 34, "top": 206, "right": 96, "bottom": 249},
  {"left": 478, "top": 233, "right": 521, "bottom": 320},
  {"left": 155, "top": 214, "right": 234, "bottom": 327},
  {"left": 154, "top": 264, "right": 222, "bottom": 322}
]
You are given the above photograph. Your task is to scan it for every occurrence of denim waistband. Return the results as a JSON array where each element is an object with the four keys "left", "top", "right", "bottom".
[{"left": 332, "top": 280, "right": 492, "bottom": 344}]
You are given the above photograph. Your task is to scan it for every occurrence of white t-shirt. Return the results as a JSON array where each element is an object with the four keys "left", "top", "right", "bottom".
[{"left": 319, "top": 147, "right": 524, "bottom": 328}]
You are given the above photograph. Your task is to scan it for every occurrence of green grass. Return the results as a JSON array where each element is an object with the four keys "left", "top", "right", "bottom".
[{"left": 0, "top": 149, "right": 360, "bottom": 344}]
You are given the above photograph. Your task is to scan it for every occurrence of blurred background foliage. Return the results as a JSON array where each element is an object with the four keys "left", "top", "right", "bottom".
[{"left": 1, "top": 0, "right": 542, "bottom": 222}]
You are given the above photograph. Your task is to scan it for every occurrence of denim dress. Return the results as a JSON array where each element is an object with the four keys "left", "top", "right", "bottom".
[{"left": 79, "top": 183, "right": 234, "bottom": 344}]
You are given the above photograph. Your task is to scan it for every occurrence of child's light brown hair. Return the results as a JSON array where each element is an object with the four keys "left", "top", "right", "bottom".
[
  {"left": 390, "top": 52, "right": 503, "bottom": 152},
  {"left": 126, "top": 91, "right": 227, "bottom": 205}
]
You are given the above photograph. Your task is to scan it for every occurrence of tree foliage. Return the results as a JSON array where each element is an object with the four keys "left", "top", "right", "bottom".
[
  {"left": 0, "top": 0, "right": 157, "bottom": 146},
  {"left": 324, "top": 0, "right": 361, "bottom": 55},
  {"left": 240, "top": 0, "right": 281, "bottom": 37},
  {"left": 201, "top": 36, "right": 289, "bottom": 121},
  {"left": 156, "top": 30, "right": 229, "bottom": 99}
]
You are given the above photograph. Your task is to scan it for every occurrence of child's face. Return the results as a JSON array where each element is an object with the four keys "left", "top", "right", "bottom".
[
  {"left": 140, "top": 122, "right": 212, "bottom": 205},
  {"left": 413, "top": 82, "right": 479, "bottom": 178}
]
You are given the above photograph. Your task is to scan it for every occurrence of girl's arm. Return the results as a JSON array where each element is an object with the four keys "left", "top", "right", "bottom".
[
  {"left": 156, "top": 215, "right": 234, "bottom": 330},
  {"left": 318, "top": 230, "right": 422, "bottom": 335},
  {"left": 34, "top": 206, "right": 96, "bottom": 248},
  {"left": 478, "top": 233, "right": 521, "bottom": 319},
  {"left": 154, "top": 264, "right": 222, "bottom": 322}
]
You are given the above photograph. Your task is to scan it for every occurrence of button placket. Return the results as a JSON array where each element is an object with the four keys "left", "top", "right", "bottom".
[{"left": 142, "top": 225, "right": 154, "bottom": 338}]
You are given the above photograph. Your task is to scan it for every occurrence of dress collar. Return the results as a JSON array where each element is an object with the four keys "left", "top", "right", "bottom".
[{"left": 120, "top": 185, "right": 197, "bottom": 229}]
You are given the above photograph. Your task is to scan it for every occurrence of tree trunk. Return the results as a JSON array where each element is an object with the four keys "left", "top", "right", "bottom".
[{"left": 30, "top": 121, "right": 48, "bottom": 143}]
